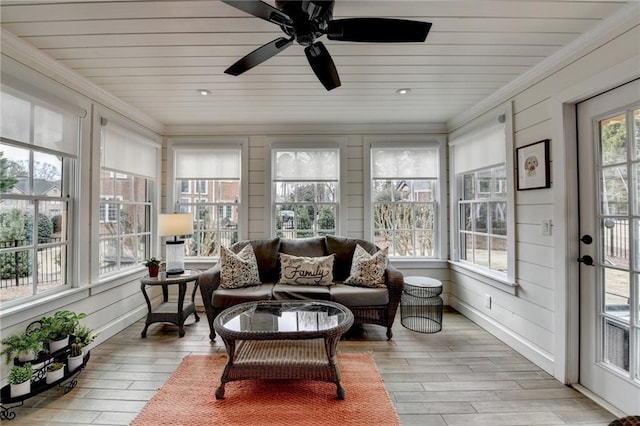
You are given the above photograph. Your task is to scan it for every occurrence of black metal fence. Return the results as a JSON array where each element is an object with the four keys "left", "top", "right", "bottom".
[{"left": 0, "top": 238, "right": 62, "bottom": 289}]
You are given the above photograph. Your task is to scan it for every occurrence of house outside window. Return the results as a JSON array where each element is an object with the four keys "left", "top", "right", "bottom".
[
  {"left": 449, "top": 108, "right": 515, "bottom": 283},
  {"left": 173, "top": 146, "right": 242, "bottom": 258},
  {"left": 272, "top": 147, "right": 339, "bottom": 238},
  {"left": 0, "top": 82, "right": 81, "bottom": 304},
  {"left": 370, "top": 145, "right": 440, "bottom": 257},
  {"left": 98, "top": 117, "right": 159, "bottom": 277}
]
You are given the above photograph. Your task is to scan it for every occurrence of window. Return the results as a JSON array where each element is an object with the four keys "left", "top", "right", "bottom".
[
  {"left": 449, "top": 109, "right": 515, "bottom": 282},
  {"left": 272, "top": 147, "right": 339, "bottom": 238},
  {"left": 459, "top": 165, "right": 507, "bottom": 271},
  {"left": 0, "top": 80, "right": 82, "bottom": 304},
  {"left": 173, "top": 146, "right": 242, "bottom": 258},
  {"left": 99, "top": 117, "right": 159, "bottom": 277},
  {"left": 370, "top": 145, "right": 440, "bottom": 257}
]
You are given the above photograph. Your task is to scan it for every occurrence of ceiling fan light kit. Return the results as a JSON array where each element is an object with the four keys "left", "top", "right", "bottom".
[{"left": 221, "top": 0, "right": 431, "bottom": 91}]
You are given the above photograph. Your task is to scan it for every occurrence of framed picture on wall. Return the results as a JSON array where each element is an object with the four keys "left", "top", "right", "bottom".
[{"left": 516, "top": 139, "right": 550, "bottom": 190}]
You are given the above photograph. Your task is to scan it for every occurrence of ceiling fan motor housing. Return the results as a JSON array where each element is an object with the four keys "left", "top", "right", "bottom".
[{"left": 276, "top": 0, "right": 334, "bottom": 45}]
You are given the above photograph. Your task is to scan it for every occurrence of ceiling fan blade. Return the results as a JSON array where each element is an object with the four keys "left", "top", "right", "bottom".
[
  {"left": 327, "top": 18, "right": 431, "bottom": 42},
  {"left": 220, "top": 0, "right": 292, "bottom": 27},
  {"left": 304, "top": 42, "right": 341, "bottom": 91},
  {"left": 225, "top": 37, "right": 294, "bottom": 76}
]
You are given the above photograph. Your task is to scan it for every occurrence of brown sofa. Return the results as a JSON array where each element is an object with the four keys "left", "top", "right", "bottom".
[{"left": 199, "top": 235, "right": 404, "bottom": 341}]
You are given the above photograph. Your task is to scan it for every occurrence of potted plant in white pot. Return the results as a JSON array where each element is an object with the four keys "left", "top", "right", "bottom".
[
  {"left": 8, "top": 363, "right": 32, "bottom": 398},
  {"left": 41, "top": 311, "right": 86, "bottom": 353},
  {"left": 45, "top": 362, "right": 65, "bottom": 384},
  {"left": 73, "top": 324, "right": 97, "bottom": 348},
  {"left": 67, "top": 343, "right": 83, "bottom": 372},
  {"left": 1, "top": 330, "right": 42, "bottom": 364}
]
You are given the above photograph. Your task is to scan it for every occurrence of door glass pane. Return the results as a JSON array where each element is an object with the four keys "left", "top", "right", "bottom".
[
  {"left": 604, "top": 267, "right": 630, "bottom": 315},
  {"left": 602, "top": 218, "right": 629, "bottom": 270},
  {"left": 600, "top": 113, "right": 627, "bottom": 166},
  {"left": 633, "top": 108, "right": 640, "bottom": 160},
  {"left": 601, "top": 166, "right": 628, "bottom": 215},
  {"left": 604, "top": 318, "right": 629, "bottom": 372}
]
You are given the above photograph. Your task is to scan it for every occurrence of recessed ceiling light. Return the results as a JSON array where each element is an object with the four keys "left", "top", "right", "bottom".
[
  {"left": 197, "top": 89, "right": 212, "bottom": 96},
  {"left": 396, "top": 88, "right": 411, "bottom": 95}
]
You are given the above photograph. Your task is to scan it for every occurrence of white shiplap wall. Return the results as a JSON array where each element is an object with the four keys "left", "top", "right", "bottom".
[{"left": 448, "top": 17, "right": 640, "bottom": 378}]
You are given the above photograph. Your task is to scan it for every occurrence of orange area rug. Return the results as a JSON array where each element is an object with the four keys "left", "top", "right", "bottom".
[{"left": 131, "top": 352, "right": 399, "bottom": 426}]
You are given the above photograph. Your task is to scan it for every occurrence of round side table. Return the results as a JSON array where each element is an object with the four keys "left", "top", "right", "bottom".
[
  {"left": 140, "top": 269, "right": 201, "bottom": 338},
  {"left": 401, "top": 276, "right": 443, "bottom": 333}
]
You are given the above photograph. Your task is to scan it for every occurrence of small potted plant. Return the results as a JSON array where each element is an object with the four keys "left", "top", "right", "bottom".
[
  {"left": 143, "top": 257, "right": 163, "bottom": 277},
  {"left": 73, "top": 324, "right": 97, "bottom": 348},
  {"left": 41, "top": 310, "right": 87, "bottom": 353},
  {"left": 45, "top": 361, "right": 65, "bottom": 384},
  {"left": 67, "top": 342, "right": 84, "bottom": 372},
  {"left": 1, "top": 330, "right": 42, "bottom": 364},
  {"left": 8, "top": 363, "right": 32, "bottom": 398}
]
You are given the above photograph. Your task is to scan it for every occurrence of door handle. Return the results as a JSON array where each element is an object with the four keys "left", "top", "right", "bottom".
[
  {"left": 577, "top": 255, "right": 594, "bottom": 266},
  {"left": 580, "top": 234, "right": 593, "bottom": 244}
]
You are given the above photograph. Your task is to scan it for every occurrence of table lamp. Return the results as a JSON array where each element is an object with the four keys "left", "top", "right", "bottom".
[{"left": 158, "top": 213, "right": 193, "bottom": 276}]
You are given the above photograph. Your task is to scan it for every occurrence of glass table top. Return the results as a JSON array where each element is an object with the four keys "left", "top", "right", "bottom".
[{"left": 216, "top": 300, "right": 351, "bottom": 334}]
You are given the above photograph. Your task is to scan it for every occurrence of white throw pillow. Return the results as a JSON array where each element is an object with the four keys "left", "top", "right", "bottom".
[
  {"left": 279, "top": 253, "right": 335, "bottom": 286},
  {"left": 344, "top": 244, "right": 388, "bottom": 288},
  {"left": 219, "top": 245, "right": 261, "bottom": 289}
]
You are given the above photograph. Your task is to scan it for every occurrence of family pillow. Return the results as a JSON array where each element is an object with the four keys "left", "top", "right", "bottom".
[{"left": 279, "top": 253, "right": 335, "bottom": 286}]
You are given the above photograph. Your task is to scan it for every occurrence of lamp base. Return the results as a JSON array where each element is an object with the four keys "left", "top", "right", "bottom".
[{"left": 166, "top": 268, "right": 185, "bottom": 277}]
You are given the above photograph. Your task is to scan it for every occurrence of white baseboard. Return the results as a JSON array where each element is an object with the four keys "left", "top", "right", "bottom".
[{"left": 449, "top": 295, "right": 555, "bottom": 376}]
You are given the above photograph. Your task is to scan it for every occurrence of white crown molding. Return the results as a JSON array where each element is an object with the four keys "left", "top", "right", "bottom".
[
  {"left": 0, "top": 27, "right": 164, "bottom": 134},
  {"left": 164, "top": 122, "right": 447, "bottom": 136},
  {"left": 446, "top": 1, "right": 640, "bottom": 132}
]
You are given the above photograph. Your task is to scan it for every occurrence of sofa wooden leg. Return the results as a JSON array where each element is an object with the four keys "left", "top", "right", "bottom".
[{"left": 386, "top": 328, "right": 393, "bottom": 340}]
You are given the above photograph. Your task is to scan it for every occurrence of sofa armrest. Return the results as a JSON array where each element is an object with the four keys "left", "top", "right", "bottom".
[
  {"left": 385, "top": 263, "right": 404, "bottom": 326},
  {"left": 199, "top": 263, "right": 221, "bottom": 340}
]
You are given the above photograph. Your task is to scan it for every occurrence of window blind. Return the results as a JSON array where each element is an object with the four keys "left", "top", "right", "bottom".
[
  {"left": 274, "top": 149, "right": 338, "bottom": 180},
  {"left": 174, "top": 148, "right": 241, "bottom": 179},
  {"left": 101, "top": 119, "right": 159, "bottom": 178},
  {"left": 371, "top": 146, "right": 438, "bottom": 179},
  {"left": 450, "top": 118, "right": 506, "bottom": 174}
]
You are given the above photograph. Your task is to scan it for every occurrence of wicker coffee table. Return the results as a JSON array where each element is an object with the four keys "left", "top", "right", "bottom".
[{"left": 213, "top": 300, "right": 354, "bottom": 400}]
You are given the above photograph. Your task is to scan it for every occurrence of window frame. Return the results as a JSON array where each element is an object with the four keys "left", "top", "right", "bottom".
[
  {"left": 365, "top": 136, "right": 448, "bottom": 260},
  {"left": 449, "top": 106, "right": 516, "bottom": 287},
  {"left": 167, "top": 137, "right": 249, "bottom": 261},
  {"left": 267, "top": 137, "right": 347, "bottom": 238}
]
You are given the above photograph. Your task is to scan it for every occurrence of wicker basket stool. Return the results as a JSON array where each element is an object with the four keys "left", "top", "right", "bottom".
[{"left": 401, "top": 276, "right": 443, "bottom": 333}]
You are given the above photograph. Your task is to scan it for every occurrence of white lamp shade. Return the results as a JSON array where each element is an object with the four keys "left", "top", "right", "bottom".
[{"left": 158, "top": 213, "right": 193, "bottom": 237}]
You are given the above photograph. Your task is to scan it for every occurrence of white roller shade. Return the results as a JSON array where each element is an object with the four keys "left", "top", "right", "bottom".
[
  {"left": 175, "top": 149, "right": 241, "bottom": 179},
  {"left": 372, "top": 146, "right": 438, "bottom": 179},
  {"left": 102, "top": 120, "right": 159, "bottom": 178},
  {"left": 450, "top": 119, "right": 506, "bottom": 174},
  {"left": 274, "top": 149, "right": 338, "bottom": 180},
  {"left": 1, "top": 87, "right": 80, "bottom": 157}
]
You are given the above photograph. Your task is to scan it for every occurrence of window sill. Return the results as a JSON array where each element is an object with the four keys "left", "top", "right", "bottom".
[
  {"left": 448, "top": 261, "right": 518, "bottom": 294},
  {"left": 0, "top": 286, "right": 88, "bottom": 327},
  {"left": 389, "top": 258, "right": 449, "bottom": 269}
]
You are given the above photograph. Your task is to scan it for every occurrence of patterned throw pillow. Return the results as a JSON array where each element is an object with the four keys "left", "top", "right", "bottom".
[
  {"left": 279, "top": 253, "right": 335, "bottom": 286},
  {"left": 344, "top": 244, "right": 388, "bottom": 288},
  {"left": 219, "top": 245, "right": 261, "bottom": 289}
]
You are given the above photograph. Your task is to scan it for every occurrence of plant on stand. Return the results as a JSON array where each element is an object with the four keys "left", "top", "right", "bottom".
[
  {"left": 8, "top": 363, "right": 33, "bottom": 398},
  {"left": 45, "top": 362, "right": 65, "bottom": 384},
  {"left": 1, "top": 330, "right": 42, "bottom": 364},
  {"left": 67, "top": 343, "right": 84, "bottom": 372},
  {"left": 40, "top": 311, "right": 87, "bottom": 353},
  {"left": 143, "top": 257, "right": 163, "bottom": 278},
  {"left": 73, "top": 325, "right": 98, "bottom": 348}
]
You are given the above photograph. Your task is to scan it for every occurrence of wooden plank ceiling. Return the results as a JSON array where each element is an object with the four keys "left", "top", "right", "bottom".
[{"left": 0, "top": 0, "right": 631, "bottom": 126}]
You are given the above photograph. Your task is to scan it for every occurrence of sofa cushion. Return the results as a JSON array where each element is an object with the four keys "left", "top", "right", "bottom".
[
  {"left": 344, "top": 245, "right": 388, "bottom": 288},
  {"left": 330, "top": 284, "right": 389, "bottom": 307},
  {"left": 279, "top": 253, "right": 334, "bottom": 286},
  {"left": 272, "top": 284, "right": 331, "bottom": 301},
  {"left": 220, "top": 245, "right": 261, "bottom": 289},
  {"left": 279, "top": 237, "right": 327, "bottom": 257},
  {"left": 232, "top": 238, "right": 281, "bottom": 283},
  {"left": 213, "top": 284, "right": 275, "bottom": 308},
  {"left": 326, "top": 235, "right": 378, "bottom": 281}
]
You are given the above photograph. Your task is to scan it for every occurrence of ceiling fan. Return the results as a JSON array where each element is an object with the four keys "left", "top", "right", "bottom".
[{"left": 221, "top": 0, "right": 432, "bottom": 91}]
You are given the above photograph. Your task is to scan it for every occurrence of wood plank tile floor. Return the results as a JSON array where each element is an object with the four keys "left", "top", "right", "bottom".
[{"left": 5, "top": 307, "right": 618, "bottom": 425}]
